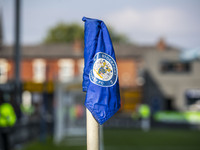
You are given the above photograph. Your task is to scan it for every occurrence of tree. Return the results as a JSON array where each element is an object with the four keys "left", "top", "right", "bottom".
[
  {"left": 44, "top": 23, "right": 129, "bottom": 44},
  {"left": 44, "top": 23, "right": 84, "bottom": 44},
  {"left": 107, "top": 27, "right": 129, "bottom": 44}
]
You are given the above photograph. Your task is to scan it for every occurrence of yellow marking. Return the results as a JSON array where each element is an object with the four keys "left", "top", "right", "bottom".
[
  {"left": 103, "top": 62, "right": 106, "bottom": 66},
  {"left": 94, "top": 69, "right": 103, "bottom": 79},
  {"left": 107, "top": 67, "right": 111, "bottom": 72}
]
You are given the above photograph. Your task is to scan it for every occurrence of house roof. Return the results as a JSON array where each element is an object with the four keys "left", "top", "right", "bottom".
[{"left": 0, "top": 43, "right": 180, "bottom": 59}]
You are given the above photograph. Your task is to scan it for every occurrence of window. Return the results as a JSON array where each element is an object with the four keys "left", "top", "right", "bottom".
[
  {"left": 185, "top": 89, "right": 200, "bottom": 111},
  {"left": 160, "top": 61, "right": 191, "bottom": 73},
  {"left": 185, "top": 89, "right": 200, "bottom": 105},
  {"left": 22, "top": 91, "right": 32, "bottom": 108},
  {"left": 33, "top": 59, "right": 46, "bottom": 83},
  {"left": 0, "top": 59, "right": 8, "bottom": 83},
  {"left": 58, "top": 59, "right": 74, "bottom": 82}
]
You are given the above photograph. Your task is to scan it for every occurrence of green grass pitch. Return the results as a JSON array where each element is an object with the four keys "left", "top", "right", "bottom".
[{"left": 22, "top": 129, "right": 200, "bottom": 150}]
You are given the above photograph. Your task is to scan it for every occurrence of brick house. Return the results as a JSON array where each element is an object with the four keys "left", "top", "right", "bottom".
[{"left": 0, "top": 39, "right": 178, "bottom": 112}]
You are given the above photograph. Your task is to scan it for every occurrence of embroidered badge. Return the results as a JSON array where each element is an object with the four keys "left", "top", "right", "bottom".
[{"left": 89, "top": 52, "right": 118, "bottom": 87}]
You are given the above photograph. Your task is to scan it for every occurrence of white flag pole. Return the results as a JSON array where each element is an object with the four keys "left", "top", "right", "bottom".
[{"left": 86, "top": 108, "right": 100, "bottom": 150}]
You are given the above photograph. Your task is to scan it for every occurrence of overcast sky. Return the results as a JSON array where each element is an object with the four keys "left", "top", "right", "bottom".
[{"left": 2, "top": 0, "right": 200, "bottom": 50}]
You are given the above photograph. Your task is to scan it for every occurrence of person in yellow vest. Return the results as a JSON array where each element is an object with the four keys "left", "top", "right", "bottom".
[
  {"left": 0, "top": 98, "right": 17, "bottom": 150},
  {"left": 139, "top": 104, "right": 151, "bottom": 131}
]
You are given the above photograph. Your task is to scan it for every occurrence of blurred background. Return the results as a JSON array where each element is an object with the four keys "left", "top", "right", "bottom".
[{"left": 0, "top": 0, "right": 200, "bottom": 150}]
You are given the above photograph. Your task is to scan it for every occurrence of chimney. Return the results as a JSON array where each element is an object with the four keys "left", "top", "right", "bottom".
[
  {"left": 157, "top": 38, "right": 166, "bottom": 51},
  {"left": 73, "top": 40, "right": 83, "bottom": 54}
]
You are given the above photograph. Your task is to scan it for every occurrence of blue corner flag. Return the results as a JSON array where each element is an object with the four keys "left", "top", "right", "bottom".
[{"left": 82, "top": 17, "right": 121, "bottom": 125}]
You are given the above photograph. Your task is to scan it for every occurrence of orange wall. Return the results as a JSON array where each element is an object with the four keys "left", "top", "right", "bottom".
[
  {"left": 117, "top": 59, "right": 137, "bottom": 88},
  {"left": 46, "top": 60, "right": 59, "bottom": 81},
  {"left": 6, "top": 59, "right": 81, "bottom": 82},
  {"left": 21, "top": 60, "right": 33, "bottom": 81},
  {"left": 6, "top": 58, "right": 139, "bottom": 88},
  {"left": 7, "top": 60, "right": 14, "bottom": 79}
]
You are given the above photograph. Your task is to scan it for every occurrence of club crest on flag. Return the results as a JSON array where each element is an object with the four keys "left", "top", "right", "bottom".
[{"left": 89, "top": 52, "right": 118, "bottom": 87}]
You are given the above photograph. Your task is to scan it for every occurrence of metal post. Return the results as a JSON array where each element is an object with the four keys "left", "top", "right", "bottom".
[{"left": 14, "top": 0, "right": 21, "bottom": 104}]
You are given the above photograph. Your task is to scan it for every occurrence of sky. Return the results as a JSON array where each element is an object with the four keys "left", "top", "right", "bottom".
[{"left": 2, "top": 0, "right": 200, "bottom": 50}]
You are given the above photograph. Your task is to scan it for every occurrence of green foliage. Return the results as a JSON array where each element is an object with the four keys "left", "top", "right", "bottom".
[
  {"left": 44, "top": 23, "right": 129, "bottom": 44},
  {"left": 44, "top": 23, "right": 84, "bottom": 44}
]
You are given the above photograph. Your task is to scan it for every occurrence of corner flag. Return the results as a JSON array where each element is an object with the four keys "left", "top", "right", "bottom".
[{"left": 82, "top": 17, "right": 121, "bottom": 125}]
